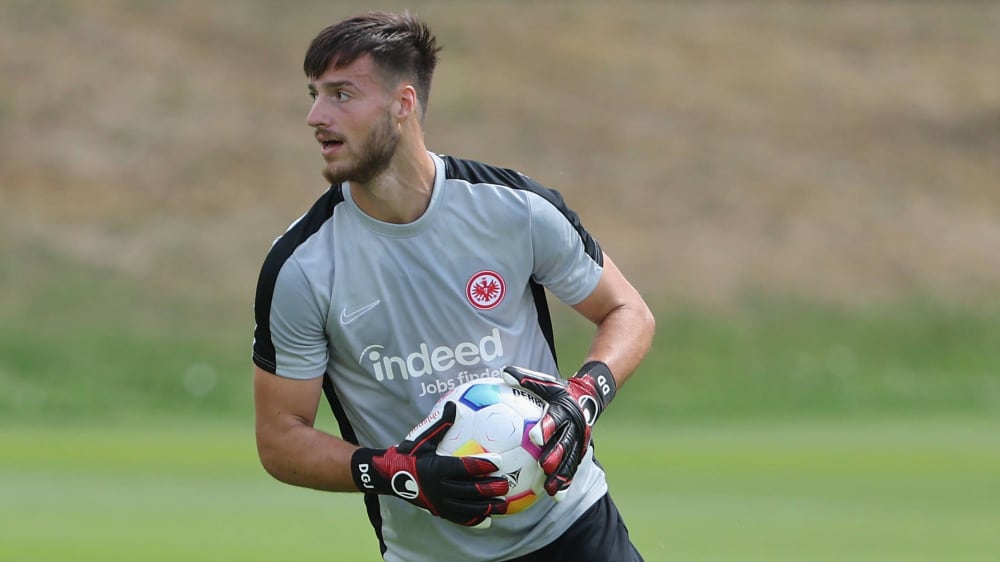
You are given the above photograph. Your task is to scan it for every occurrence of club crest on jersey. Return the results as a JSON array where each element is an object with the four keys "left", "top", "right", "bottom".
[{"left": 466, "top": 270, "right": 505, "bottom": 310}]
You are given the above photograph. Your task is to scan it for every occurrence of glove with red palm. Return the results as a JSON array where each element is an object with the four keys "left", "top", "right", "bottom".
[
  {"left": 502, "top": 361, "right": 617, "bottom": 499},
  {"left": 351, "top": 401, "right": 510, "bottom": 528}
]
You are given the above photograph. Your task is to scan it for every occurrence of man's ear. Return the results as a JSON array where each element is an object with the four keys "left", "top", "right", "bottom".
[{"left": 394, "top": 84, "right": 419, "bottom": 122}]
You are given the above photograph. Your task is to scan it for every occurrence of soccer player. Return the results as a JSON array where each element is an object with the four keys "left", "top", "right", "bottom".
[{"left": 252, "top": 11, "right": 655, "bottom": 562}]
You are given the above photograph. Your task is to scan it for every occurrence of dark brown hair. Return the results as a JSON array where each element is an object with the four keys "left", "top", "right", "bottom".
[{"left": 304, "top": 11, "right": 441, "bottom": 119}]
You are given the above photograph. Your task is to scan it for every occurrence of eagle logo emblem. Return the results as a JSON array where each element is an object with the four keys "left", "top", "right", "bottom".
[{"left": 466, "top": 270, "right": 505, "bottom": 310}]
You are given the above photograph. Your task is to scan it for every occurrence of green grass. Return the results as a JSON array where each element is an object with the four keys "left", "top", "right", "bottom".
[
  {"left": 0, "top": 418, "right": 374, "bottom": 562},
  {"left": 3, "top": 245, "right": 999, "bottom": 560},
  {"left": 552, "top": 297, "right": 1000, "bottom": 420},
  {"left": 3, "top": 251, "right": 999, "bottom": 422},
  {"left": 3, "top": 416, "right": 998, "bottom": 562},
  {"left": 603, "top": 415, "right": 1000, "bottom": 562}
]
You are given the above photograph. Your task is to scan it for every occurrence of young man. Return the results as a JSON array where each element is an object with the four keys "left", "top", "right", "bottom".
[{"left": 253, "top": 11, "right": 655, "bottom": 562}]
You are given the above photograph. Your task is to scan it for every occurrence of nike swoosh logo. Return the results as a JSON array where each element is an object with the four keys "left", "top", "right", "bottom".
[{"left": 340, "top": 299, "right": 381, "bottom": 325}]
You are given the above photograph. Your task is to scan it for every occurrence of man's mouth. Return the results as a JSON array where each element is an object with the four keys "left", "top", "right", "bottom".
[{"left": 319, "top": 138, "right": 344, "bottom": 155}]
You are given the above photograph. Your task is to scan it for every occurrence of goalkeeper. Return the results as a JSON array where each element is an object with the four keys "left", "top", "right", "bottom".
[{"left": 251, "top": 10, "right": 655, "bottom": 562}]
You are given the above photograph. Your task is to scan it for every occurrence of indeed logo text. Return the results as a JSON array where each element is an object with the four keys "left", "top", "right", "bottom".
[{"left": 359, "top": 328, "right": 504, "bottom": 381}]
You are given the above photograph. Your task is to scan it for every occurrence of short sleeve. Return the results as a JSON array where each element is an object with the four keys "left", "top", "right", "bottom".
[
  {"left": 527, "top": 193, "right": 604, "bottom": 305},
  {"left": 253, "top": 256, "right": 329, "bottom": 379}
]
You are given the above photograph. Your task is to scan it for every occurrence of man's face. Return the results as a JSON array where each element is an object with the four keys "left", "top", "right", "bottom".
[{"left": 306, "top": 55, "right": 400, "bottom": 185}]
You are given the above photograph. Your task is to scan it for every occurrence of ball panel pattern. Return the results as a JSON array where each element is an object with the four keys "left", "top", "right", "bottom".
[{"left": 433, "top": 378, "right": 546, "bottom": 515}]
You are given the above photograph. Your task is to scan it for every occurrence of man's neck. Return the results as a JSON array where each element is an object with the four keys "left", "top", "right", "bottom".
[{"left": 350, "top": 143, "right": 436, "bottom": 224}]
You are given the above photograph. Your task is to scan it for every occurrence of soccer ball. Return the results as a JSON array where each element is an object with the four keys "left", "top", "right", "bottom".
[{"left": 432, "top": 378, "right": 546, "bottom": 515}]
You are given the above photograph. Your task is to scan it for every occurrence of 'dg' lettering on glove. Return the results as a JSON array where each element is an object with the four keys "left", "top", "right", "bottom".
[
  {"left": 350, "top": 401, "right": 510, "bottom": 528},
  {"left": 502, "top": 361, "right": 617, "bottom": 499}
]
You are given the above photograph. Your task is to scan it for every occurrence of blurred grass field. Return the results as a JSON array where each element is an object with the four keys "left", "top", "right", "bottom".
[
  {"left": 3, "top": 277, "right": 998, "bottom": 560},
  {"left": 2, "top": 267, "right": 999, "bottom": 560},
  {"left": 3, "top": 416, "right": 999, "bottom": 562},
  {"left": 4, "top": 239, "right": 999, "bottom": 421}
]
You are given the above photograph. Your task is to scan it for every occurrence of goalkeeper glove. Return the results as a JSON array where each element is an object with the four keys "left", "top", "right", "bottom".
[
  {"left": 350, "top": 401, "right": 510, "bottom": 528},
  {"left": 502, "top": 361, "right": 617, "bottom": 498}
]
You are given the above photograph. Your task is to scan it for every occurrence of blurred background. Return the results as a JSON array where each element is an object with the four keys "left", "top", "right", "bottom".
[{"left": 2, "top": 1, "right": 999, "bottom": 561}]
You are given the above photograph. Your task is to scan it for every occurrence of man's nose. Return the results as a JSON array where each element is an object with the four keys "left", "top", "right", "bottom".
[{"left": 307, "top": 101, "right": 331, "bottom": 128}]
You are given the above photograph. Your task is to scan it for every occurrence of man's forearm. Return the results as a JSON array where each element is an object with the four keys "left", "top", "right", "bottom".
[
  {"left": 582, "top": 300, "right": 655, "bottom": 389},
  {"left": 256, "top": 418, "right": 360, "bottom": 492}
]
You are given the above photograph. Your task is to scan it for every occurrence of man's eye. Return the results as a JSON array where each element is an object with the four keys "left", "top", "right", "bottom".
[
  {"left": 308, "top": 91, "right": 318, "bottom": 100},
  {"left": 336, "top": 91, "right": 350, "bottom": 101}
]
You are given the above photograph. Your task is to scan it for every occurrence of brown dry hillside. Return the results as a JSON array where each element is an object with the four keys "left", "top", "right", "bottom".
[{"left": 2, "top": 1, "right": 999, "bottom": 307}]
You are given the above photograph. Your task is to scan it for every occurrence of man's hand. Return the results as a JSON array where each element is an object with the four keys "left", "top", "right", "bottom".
[
  {"left": 351, "top": 401, "right": 510, "bottom": 528},
  {"left": 502, "top": 362, "right": 617, "bottom": 498}
]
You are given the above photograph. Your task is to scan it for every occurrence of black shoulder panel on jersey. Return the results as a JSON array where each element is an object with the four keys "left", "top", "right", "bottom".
[
  {"left": 252, "top": 185, "right": 345, "bottom": 372},
  {"left": 440, "top": 155, "right": 604, "bottom": 266}
]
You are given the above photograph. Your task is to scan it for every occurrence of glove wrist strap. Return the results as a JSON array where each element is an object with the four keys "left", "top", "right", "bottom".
[
  {"left": 573, "top": 360, "right": 617, "bottom": 413},
  {"left": 351, "top": 447, "right": 388, "bottom": 494}
]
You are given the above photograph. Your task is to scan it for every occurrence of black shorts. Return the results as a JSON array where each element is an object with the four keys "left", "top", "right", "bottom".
[{"left": 505, "top": 493, "right": 644, "bottom": 562}]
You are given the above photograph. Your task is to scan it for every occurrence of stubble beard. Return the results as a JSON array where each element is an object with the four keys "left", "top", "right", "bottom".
[{"left": 322, "top": 112, "right": 400, "bottom": 186}]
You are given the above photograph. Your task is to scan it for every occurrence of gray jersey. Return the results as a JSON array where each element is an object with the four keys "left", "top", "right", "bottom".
[{"left": 253, "top": 152, "right": 607, "bottom": 562}]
